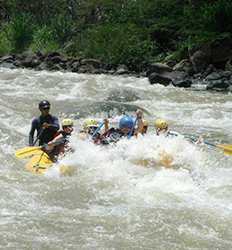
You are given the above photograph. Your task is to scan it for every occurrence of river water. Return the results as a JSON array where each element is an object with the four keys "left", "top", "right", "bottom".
[{"left": 1, "top": 67, "right": 232, "bottom": 249}]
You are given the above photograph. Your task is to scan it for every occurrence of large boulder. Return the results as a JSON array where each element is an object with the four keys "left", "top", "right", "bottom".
[
  {"left": 172, "top": 79, "right": 192, "bottom": 88},
  {"left": 205, "top": 70, "right": 232, "bottom": 91},
  {"left": 190, "top": 49, "right": 210, "bottom": 73},
  {"left": 189, "top": 37, "right": 232, "bottom": 73},
  {"left": 173, "top": 59, "right": 194, "bottom": 75},
  {"left": 206, "top": 80, "right": 230, "bottom": 91},
  {"left": 147, "top": 62, "right": 172, "bottom": 75},
  {"left": 148, "top": 72, "right": 172, "bottom": 86}
]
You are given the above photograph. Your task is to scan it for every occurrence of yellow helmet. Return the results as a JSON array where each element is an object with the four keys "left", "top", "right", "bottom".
[
  {"left": 62, "top": 118, "right": 74, "bottom": 127},
  {"left": 142, "top": 119, "right": 148, "bottom": 127},
  {"left": 83, "top": 118, "right": 98, "bottom": 129},
  {"left": 154, "top": 119, "right": 168, "bottom": 130}
]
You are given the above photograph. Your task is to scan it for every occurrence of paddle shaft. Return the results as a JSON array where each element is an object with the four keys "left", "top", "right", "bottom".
[
  {"left": 33, "top": 128, "right": 44, "bottom": 146},
  {"left": 92, "top": 122, "right": 104, "bottom": 139}
]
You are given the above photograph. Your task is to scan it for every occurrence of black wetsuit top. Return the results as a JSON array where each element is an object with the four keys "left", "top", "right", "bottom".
[{"left": 29, "top": 114, "right": 59, "bottom": 146}]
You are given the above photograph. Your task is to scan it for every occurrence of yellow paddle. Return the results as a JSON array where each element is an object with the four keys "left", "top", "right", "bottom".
[
  {"left": 213, "top": 143, "right": 232, "bottom": 155},
  {"left": 186, "top": 134, "right": 232, "bottom": 156},
  {"left": 15, "top": 146, "right": 42, "bottom": 158}
]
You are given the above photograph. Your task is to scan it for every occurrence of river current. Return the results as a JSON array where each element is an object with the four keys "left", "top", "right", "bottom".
[{"left": 0, "top": 67, "right": 232, "bottom": 249}]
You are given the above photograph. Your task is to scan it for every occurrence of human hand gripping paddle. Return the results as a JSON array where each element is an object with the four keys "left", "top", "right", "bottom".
[
  {"left": 16, "top": 124, "right": 59, "bottom": 158},
  {"left": 15, "top": 137, "right": 66, "bottom": 159}
]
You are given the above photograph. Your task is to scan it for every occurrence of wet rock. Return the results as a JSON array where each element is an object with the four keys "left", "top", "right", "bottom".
[
  {"left": 0, "top": 55, "right": 15, "bottom": 63},
  {"left": 21, "top": 54, "right": 40, "bottom": 68},
  {"left": 147, "top": 62, "right": 172, "bottom": 75},
  {"left": 115, "top": 65, "right": 129, "bottom": 75},
  {"left": 78, "top": 64, "right": 95, "bottom": 73},
  {"left": 190, "top": 49, "right": 210, "bottom": 73},
  {"left": 81, "top": 58, "right": 102, "bottom": 69},
  {"left": 148, "top": 72, "right": 172, "bottom": 86},
  {"left": 206, "top": 80, "right": 230, "bottom": 91},
  {"left": 173, "top": 79, "right": 192, "bottom": 88},
  {"left": 37, "top": 62, "right": 49, "bottom": 71},
  {"left": 173, "top": 59, "right": 193, "bottom": 74},
  {"left": 68, "top": 60, "right": 80, "bottom": 72},
  {"left": 205, "top": 72, "right": 222, "bottom": 81},
  {"left": 0, "top": 62, "right": 17, "bottom": 69},
  {"left": 225, "top": 59, "right": 232, "bottom": 71}
]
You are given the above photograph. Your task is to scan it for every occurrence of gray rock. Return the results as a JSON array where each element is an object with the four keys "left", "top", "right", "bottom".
[
  {"left": 205, "top": 72, "right": 222, "bottom": 81},
  {"left": 0, "top": 55, "right": 15, "bottom": 63},
  {"left": 148, "top": 63, "right": 172, "bottom": 74},
  {"left": 173, "top": 79, "right": 192, "bottom": 88},
  {"left": 115, "top": 65, "right": 129, "bottom": 75},
  {"left": 148, "top": 72, "right": 172, "bottom": 86},
  {"left": 81, "top": 58, "right": 102, "bottom": 68},
  {"left": 0, "top": 62, "right": 17, "bottom": 69},
  {"left": 190, "top": 50, "right": 209, "bottom": 73},
  {"left": 78, "top": 65, "right": 95, "bottom": 73},
  {"left": 206, "top": 80, "right": 229, "bottom": 91},
  {"left": 173, "top": 59, "right": 193, "bottom": 74}
]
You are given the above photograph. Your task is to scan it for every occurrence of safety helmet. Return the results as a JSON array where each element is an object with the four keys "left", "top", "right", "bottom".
[
  {"left": 83, "top": 118, "right": 98, "bottom": 129},
  {"left": 39, "top": 100, "right": 50, "bottom": 110},
  {"left": 143, "top": 119, "right": 148, "bottom": 127},
  {"left": 62, "top": 118, "right": 74, "bottom": 127},
  {"left": 119, "top": 116, "right": 134, "bottom": 129},
  {"left": 154, "top": 119, "right": 168, "bottom": 130}
]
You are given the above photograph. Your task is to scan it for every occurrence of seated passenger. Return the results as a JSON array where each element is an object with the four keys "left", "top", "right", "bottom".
[
  {"left": 44, "top": 118, "right": 74, "bottom": 162},
  {"left": 154, "top": 119, "right": 180, "bottom": 137},
  {"left": 100, "top": 115, "right": 135, "bottom": 144}
]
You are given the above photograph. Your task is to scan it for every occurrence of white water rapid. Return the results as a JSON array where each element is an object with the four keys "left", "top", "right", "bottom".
[{"left": 0, "top": 67, "right": 232, "bottom": 249}]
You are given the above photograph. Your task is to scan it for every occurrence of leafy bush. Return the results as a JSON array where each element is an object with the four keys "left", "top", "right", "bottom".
[
  {"left": 6, "top": 14, "right": 34, "bottom": 52},
  {"left": 0, "top": 26, "right": 12, "bottom": 55},
  {"left": 49, "top": 15, "right": 76, "bottom": 45},
  {"left": 74, "top": 23, "right": 155, "bottom": 68},
  {"left": 31, "top": 26, "right": 59, "bottom": 53}
]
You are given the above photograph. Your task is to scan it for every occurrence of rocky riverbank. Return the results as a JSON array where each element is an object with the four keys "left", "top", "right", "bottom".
[
  {"left": 1, "top": 37, "right": 232, "bottom": 92},
  {"left": 148, "top": 37, "right": 232, "bottom": 92}
]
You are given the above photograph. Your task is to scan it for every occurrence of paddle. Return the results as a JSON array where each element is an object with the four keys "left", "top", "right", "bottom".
[
  {"left": 15, "top": 138, "right": 67, "bottom": 159},
  {"left": 185, "top": 134, "right": 232, "bottom": 155},
  {"left": 15, "top": 146, "right": 42, "bottom": 158},
  {"left": 128, "top": 117, "right": 137, "bottom": 139},
  {"left": 92, "top": 122, "right": 104, "bottom": 139},
  {"left": 32, "top": 128, "right": 45, "bottom": 146}
]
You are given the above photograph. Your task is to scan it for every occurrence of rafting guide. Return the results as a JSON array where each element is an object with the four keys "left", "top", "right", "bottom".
[{"left": 29, "top": 100, "right": 60, "bottom": 146}]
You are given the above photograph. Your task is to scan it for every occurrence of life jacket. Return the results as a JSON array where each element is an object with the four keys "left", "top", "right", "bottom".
[
  {"left": 48, "top": 130, "right": 71, "bottom": 162},
  {"left": 99, "top": 128, "right": 125, "bottom": 145}
]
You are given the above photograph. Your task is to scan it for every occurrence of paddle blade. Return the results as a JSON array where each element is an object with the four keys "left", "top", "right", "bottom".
[
  {"left": 15, "top": 146, "right": 42, "bottom": 158},
  {"left": 216, "top": 144, "right": 232, "bottom": 154}
]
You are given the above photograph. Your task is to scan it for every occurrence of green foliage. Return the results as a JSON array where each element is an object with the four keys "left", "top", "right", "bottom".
[
  {"left": 30, "top": 26, "right": 59, "bottom": 53},
  {"left": 49, "top": 15, "right": 76, "bottom": 45},
  {"left": 6, "top": 14, "right": 34, "bottom": 52},
  {"left": 74, "top": 23, "right": 155, "bottom": 68},
  {"left": 0, "top": 0, "right": 232, "bottom": 66},
  {"left": 0, "top": 26, "right": 12, "bottom": 55}
]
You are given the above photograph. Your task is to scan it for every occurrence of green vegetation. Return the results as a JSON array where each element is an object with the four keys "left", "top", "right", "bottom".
[{"left": 0, "top": 0, "right": 231, "bottom": 69}]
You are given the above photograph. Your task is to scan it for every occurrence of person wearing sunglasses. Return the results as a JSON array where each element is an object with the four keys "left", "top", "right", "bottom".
[
  {"left": 29, "top": 100, "right": 60, "bottom": 146},
  {"left": 44, "top": 118, "right": 74, "bottom": 162}
]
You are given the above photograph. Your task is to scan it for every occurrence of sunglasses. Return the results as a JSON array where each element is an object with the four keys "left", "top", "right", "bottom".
[
  {"left": 42, "top": 107, "right": 50, "bottom": 110},
  {"left": 63, "top": 125, "right": 73, "bottom": 129}
]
